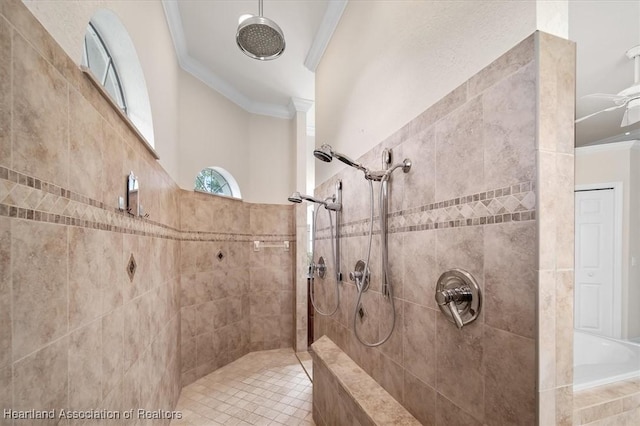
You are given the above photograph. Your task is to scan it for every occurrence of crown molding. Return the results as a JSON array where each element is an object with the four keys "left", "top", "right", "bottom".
[
  {"left": 289, "top": 97, "right": 314, "bottom": 114},
  {"left": 576, "top": 140, "right": 640, "bottom": 156},
  {"left": 304, "top": 0, "right": 348, "bottom": 72},
  {"left": 162, "top": 0, "right": 297, "bottom": 120}
]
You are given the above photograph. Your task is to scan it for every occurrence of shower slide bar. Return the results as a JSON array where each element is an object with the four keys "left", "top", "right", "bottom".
[{"left": 253, "top": 240, "right": 290, "bottom": 252}]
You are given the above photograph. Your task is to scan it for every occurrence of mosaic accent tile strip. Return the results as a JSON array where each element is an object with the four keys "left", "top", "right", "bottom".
[
  {"left": 316, "top": 181, "right": 536, "bottom": 239},
  {"left": 0, "top": 167, "right": 293, "bottom": 243}
]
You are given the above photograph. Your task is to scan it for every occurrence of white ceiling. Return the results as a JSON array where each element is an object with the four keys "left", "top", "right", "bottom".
[
  {"left": 571, "top": 0, "right": 640, "bottom": 146},
  {"left": 162, "top": 0, "right": 346, "bottom": 119},
  {"left": 163, "top": 1, "right": 640, "bottom": 146}
]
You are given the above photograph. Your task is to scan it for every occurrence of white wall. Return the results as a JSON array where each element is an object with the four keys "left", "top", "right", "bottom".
[
  {"left": 177, "top": 70, "right": 250, "bottom": 195},
  {"left": 247, "top": 112, "right": 295, "bottom": 204},
  {"left": 178, "top": 71, "right": 295, "bottom": 204},
  {"left": 575, "top": 142, "right": 640, "bottom": 339},
  {"left": 315, "top": 0, "right": 569, "bottom": 184},
  {"left": 631, "top": 148, "right": 640, "bottom": 338}
]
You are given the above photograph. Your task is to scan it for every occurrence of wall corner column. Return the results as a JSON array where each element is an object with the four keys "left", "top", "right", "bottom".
[
  {"left": 291, "top": 97, "right": 314, "bottom": 352},
  {"left": 535, "top": 31, "right": 576, "bottom": 426}
]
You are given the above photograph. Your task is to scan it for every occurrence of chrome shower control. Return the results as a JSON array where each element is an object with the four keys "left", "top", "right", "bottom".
[
  {"left": 316, "top": 256, "right": 327, "bottom": 279},
  {"left": 350, "top": 260, "right": 370, "bottom": 293},
  {"left": 435, "top": 269, "right": 481, "bottom": 329}
]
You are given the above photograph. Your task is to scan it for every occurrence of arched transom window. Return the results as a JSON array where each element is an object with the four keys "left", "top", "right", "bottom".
[{"left": 195, "top": 167, "right": 242, "bottom": 199}]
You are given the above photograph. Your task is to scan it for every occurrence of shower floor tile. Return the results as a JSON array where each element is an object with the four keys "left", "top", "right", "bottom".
[{"left": 172, "top": 348, "right": 315, "bottom": 426}]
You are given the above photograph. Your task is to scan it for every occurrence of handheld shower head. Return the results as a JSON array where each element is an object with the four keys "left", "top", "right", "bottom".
[
  {"left": 288, "top": 192, "right": 326, "bottom": 206},
  {"left": 287, "top": 191, "right": 342, "bottom": 211},
  {"left": 287, "top": 192, "right": 303, "bottom": 203},
  {"left": 313, "top": 144, "right": 369, "bottom": 173},
  {"left": 313, "top": 144, "right": 333, "bottom": 162}
]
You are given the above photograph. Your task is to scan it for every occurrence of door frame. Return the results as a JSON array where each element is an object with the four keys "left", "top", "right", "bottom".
[{"left": 575, "top": 182, "right": 623, "bottom": 338}]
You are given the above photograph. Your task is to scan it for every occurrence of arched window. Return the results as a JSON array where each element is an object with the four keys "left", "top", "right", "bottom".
[
  {"left": 195, "top": 167, "right": 242, "bottom": 199},
  {"left": 81, "top": 10, "right": 155, "bottom": 147},
  {"left": 83, "top": 23, "right": 127, "bottom": 113}
]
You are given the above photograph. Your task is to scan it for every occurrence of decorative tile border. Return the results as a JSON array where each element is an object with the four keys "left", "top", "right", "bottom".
[
  {"left": 316, "top": 181, "right": 536, "bottom": 239},
  {"left": 0, "top": 167, "right": 294, "bottom": 243}
]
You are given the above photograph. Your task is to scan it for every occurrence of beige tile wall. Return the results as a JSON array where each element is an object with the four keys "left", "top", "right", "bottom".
[
  {"left": 311, "top": 336, "right": 420, "bottom": 425},
  {"left": 0, "top": 1, "right": 183, "bottom": 424},
  {"left": 294, "top": 203, "right": 310, "bottom": 352},
  {"left": 179, "top": 193, "right": 295, "bottom": 386},
  {"left": 311, "top": 32, "right": 576, "bottom": 425},
  {"left": 536, "top": 32, "right": 577, "bottom": 425},
  {"left": 0, "top": 0, "right": 297, "bottom": 422}
]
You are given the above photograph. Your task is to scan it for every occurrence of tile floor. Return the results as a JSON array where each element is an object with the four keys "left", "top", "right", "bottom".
[{"left": 172, "top": 348, "right": 315, "bottom": 426}]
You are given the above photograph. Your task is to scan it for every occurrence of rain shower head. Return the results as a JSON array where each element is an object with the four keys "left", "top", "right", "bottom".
[
  {"left": 236, "top": 0, "right": 285, "bottom": 61},
  {"left": 313, "top": 144, "right": 368, "bottom": 173}
]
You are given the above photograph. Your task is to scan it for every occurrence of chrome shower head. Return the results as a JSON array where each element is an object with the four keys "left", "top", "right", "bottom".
[
  {"left": 236, "top": 0, "right": 285, "bottom": 61},
  {"left": 313, "top": 144, "right": 333, "bottom": 162},
  {"left": 313, "top": 143, "right": 368, "bottom": 173},
  {"left": 288, "top": 192, "right": 325, "bottom": 206},
  {"left": 287, "top": 192, "right": 303, "bottom": 203},
  {"left": 288, "top": 191, "right": 342, "bottom": 211}
]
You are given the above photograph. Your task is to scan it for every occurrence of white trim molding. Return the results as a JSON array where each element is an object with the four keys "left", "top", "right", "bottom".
[
  {"left": 162, "top": 0, "right": 344, "bottom": 120},
  {"left": 304, "top": 0, "right": 348, "bottom": 72}
]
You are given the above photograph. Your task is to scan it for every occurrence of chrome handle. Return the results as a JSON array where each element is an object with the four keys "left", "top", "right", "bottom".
[
  {"left": 436, "top": 287, "right": 471, "bottom": 329},
  {"left": 350, "top": 260, "right": 370, "bottom": 293},
  {"left": 349, "top": 270, "right": 363, "bottom": 281},
  {"left": 447, "top": 303, "right": 464, "bottom": 329},
  {"left": 435, "top": 269, "right": 481, "bottom": 329}
]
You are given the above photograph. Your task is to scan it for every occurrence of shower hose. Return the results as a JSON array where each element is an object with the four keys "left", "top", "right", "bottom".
[
  {"left": 353, "top": 177, "right": 396, "bottom": 347},
  {"left": 308, "top": 200, "right": 340, "bottom": 316}
]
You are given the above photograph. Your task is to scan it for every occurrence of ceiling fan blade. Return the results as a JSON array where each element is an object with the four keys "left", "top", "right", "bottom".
[
  {"left": 621, "top": 103, "right": 640, "bottom": 127},
  {"left": 576, "top": 102, "right": 628, "bottom": 124},
  {"left": 621, "top": 109, "right": 630, "bottom": 126},
  {"left": 582, "top": 93, "right": 629, "bottom": 105}
]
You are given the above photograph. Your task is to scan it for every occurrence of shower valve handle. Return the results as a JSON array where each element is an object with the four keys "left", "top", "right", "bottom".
[
  {"left": 434, "top": 269, "right": 482, "bottom": 330},
  {"left": 436, "top": 287, "right": 471, "bottom": 329},
  {"left": 349, "top": 270, "right": 363, "bottom": 281},
  {"left": 350, "top": 260, "right": 370, "bottom": 293}
]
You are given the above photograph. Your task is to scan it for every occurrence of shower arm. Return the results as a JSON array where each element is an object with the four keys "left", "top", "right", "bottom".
[{"left": 366, "top": 159, "right": 412, "bottom": 181}]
